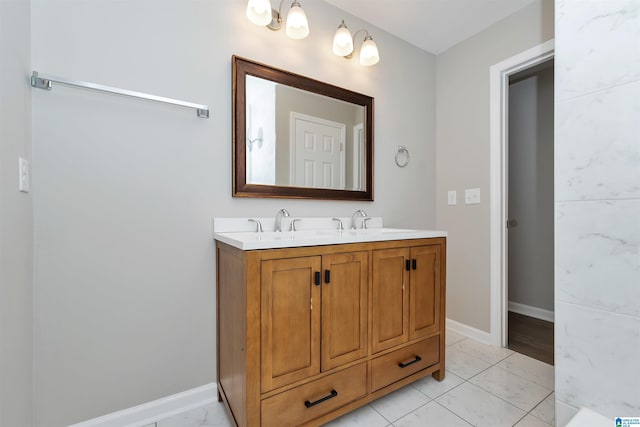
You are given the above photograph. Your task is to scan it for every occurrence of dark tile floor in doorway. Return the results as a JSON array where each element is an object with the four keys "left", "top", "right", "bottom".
[{"left": 508, "top": 311, "right": 554, "bottom": 365}]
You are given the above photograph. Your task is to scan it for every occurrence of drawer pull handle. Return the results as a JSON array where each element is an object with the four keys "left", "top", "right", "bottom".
[
  {"left": 304, "top": 389, "right": 338, "bottom": 408},
  {"left": 398, "top": 355, "right": 422, "bottom": 368}
]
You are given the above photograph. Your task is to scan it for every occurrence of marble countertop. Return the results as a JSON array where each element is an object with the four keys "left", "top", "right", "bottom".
[{"left": 213, "top": 217, "right": 446, "bottom": 250}]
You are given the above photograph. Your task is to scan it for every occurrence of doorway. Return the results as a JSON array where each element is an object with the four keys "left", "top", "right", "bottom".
[
  {"left": 506, "top": 60, "right": 555, "bottom": 365},
  {"left": 488, "top": 40, "right": 554, "bottom": 357}
]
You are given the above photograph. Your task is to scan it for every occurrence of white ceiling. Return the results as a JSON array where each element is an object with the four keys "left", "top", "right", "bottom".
[{"left": 323, "top": 0, "right": 536, "bottom": 54}]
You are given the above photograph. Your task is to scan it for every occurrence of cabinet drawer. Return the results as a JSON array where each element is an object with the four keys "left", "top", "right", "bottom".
[
  {"left": 371, "top": 336, "right": 440, "bottom": 392},
  {"left": 261, "top": 363, "right": 367, "bottom": 427}
]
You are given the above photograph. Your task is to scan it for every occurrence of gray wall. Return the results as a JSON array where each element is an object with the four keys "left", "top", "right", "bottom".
[
  {"left": 435, "top": 0, "right": 554, "bottom": 333},
  {"left": 30, "top": 1, "right": 436, "bottom": 425},
  {"left": 507, "top": 66, "right": 554, "bottom": 313},
  {"left": 0, "top": 0, "right": 33, "bottom": 425},
  {"left": 554, "top": 0, "right": 640, "bottom": 424}
]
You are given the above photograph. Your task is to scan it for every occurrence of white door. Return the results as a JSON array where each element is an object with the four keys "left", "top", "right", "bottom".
[{"left": 290, "top": 112, "right": 345, "bottom": 189}]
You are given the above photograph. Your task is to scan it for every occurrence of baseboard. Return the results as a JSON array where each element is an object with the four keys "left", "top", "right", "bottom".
[
  {"left": 508, "top": 301, "right": 554, "bottom": 323},
  {"left": 69, "top": 383, "right": 218, "bottom": 427},
  {"left": 446, "top": 318, "right": 493, "bottom": 345}
]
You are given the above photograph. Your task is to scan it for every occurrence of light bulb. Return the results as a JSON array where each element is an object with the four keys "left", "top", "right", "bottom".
[
  {"left": 246, "top": 0, "right": 272, "bottom": 26},
  {"left": 359, "top": 35, "right": 380, "bottom": 66},
  {"left": 333, "top": 21, "right": 353, "bottom": 56},
  {"left": 285, "top": 1, "right": 309, "bottom": 39}
]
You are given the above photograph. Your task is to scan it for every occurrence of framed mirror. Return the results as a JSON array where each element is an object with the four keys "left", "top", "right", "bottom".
[{"left": 232, "top": 56, "right": 374, "bottom": 200}]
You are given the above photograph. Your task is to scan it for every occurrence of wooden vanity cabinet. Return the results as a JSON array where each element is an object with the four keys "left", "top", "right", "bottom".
[{"left": 216, "top": 238, "right": 446, "bottom": 427}]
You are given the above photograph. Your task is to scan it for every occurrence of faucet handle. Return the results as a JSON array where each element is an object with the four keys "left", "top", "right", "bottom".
[
  {"left": 362, "top": 217, "right": 373, "bottom": 229},
  {"left": 291, "top": 218, "right": 302, "bottom": 231},
  {"left": 248, "top": 218, "right": 263, "bottom": 233},
  {"left": 332, "top": 217, "right": 344, "bottom": 231}
]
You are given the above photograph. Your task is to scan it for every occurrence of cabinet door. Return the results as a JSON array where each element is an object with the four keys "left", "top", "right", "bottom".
[
  {"left": 372, "top": 248, "right": 410, "bottom": 353},
  {"left": 261, "top": 256, "right": 321, "bottom": 392},
  {"left": 321, "top": 251, "right": 368, "bottom": 371},
  {"left": 409, "top": 245, "right": 442, "bottom": 340}
]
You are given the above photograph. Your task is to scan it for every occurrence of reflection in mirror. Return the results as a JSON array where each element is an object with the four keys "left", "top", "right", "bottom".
[
  {"left": 233, "top": 56, "right": 374, "bottom": 200},
  {"left": 246, "top": 75, "right": 366, "bottom": 191}
]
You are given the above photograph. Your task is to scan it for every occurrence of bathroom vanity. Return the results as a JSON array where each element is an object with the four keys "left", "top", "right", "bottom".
[{"left": 215, "top": 224, "right": 446, "bottom": 426}]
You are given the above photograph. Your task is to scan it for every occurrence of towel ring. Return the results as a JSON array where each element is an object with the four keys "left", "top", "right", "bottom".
[{"left": 395, "top": 146, "right": 410, "bottom": 168}]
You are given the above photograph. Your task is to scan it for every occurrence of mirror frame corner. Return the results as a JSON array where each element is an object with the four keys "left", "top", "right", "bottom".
[{"left": 232, "top": 55, "right": 374, "bottom": 201}]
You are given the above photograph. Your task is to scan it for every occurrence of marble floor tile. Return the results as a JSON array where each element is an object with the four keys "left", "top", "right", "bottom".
[
  {"left": 446, "top": 346, "right": 492, "bottom": 379},
  {"left": 411, "top": 370, "right": 464, "bottom": 399},
  {"left": 514, "top": 414, "right": 552, "bottom": 427},
  {"left": 368, "top": 385, "right": 431, "bottom": 423},
  {"left": 436, "top": 382, "right": 526, "bottom": 427},
  {"left": 469, "top": 366, "right": 552, "bottom": 411},
  {"left": 393, "top": 401, "right": 472, "bottom": 427},
  {"left": 495, "top": 352, "right": 554, "bottom": 390},
  {"left": 156, "top": 401, "right": 233, "bottom": 427},
  {"left": 321, "top": 404, "right": 389, "bottom": 427},
  {"left": 451, "top": 338, "right": 514, "bottom": 365},
  {"left": 530, "top": 392, "right": 555, "bottom": 425},
  {"left": 151, "top": 334, "right": 556, "bottom": 427},
  {"left": 445, "top": 330, "right": 467, "bottom": 346}
]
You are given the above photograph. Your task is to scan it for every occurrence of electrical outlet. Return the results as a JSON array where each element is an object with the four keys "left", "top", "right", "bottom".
[
  {"left": 447, "top": 190, "right": 457, "bottom": 205},
  {"left": 18, "top": 157, "right": 30, "bottom": 193},
  {"left": 465, "top": 188, "right": 480, "bottom": 205}
]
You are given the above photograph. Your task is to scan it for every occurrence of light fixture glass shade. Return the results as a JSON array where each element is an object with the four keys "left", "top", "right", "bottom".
[
  {"left": 285, "top": 1, "right": 309, "bottom": 39},
  {"left": 359, "top": 36, "right": 380, "bottom": 66},
  {"left": 246, "top": 0, "right": 272, "bottom": 26},
  {"left": 333, "top": 21, "right": 353, "bottom": 56}
]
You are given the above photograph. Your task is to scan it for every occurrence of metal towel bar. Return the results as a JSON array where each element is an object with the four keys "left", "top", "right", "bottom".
[{"left": 30, "top": 71, "right": 209, "bottom": 118}]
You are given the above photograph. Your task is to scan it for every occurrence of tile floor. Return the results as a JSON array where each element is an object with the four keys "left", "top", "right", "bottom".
[{"left": 151, "top": 331, "right": 555, "bottom": 427}]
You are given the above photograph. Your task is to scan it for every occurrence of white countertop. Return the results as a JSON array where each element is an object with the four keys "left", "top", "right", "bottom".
[{"left": 213, "top": 227, "right": 447, "bottom": 250}]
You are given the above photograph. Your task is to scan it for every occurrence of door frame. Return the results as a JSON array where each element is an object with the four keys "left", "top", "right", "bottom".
[{"left": 489, "top": 39, "right": 554, "bottom": 347}]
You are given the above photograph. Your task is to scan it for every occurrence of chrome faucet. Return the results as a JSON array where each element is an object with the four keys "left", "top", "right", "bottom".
[
  {"left": 332, "top": 217, "right": 344, "bottom": 230},
  {"left": 351, "top": 209, "right": 367, "bottom": 229},
  {"left": 274, "top": 208, "right": 290, "bottom": 232}
]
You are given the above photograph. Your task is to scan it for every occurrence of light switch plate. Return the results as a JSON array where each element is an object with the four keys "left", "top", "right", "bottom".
[
  {"left": 465, "top": 188, "right": 480, "bottom": 205},
  {"left": 18, "top": 157, "right": 29, "bottom": 193},
  {"left": 447, "top": 190, "right": 457, "bottom": 205}
]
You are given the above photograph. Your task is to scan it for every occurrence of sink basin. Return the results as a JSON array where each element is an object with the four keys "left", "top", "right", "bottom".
[{"left": 214, "top": 227, "right": 447, "bottom": 250}]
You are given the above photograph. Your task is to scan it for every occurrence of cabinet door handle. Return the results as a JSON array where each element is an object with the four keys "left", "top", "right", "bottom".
[
  {"left": 405, "top": 260, "right": 410, "bottom": 271},
  {"left": 398, "top": 355, "right": 422, "bottom": 368},
  {"left": 325, "top": 269, "right": 331, "bottom": 284},
  {"left": 412, "top": 259, "right": 417, "bottom": 270},
  {"left": 314, "top": 272, "right": 321, "bottom": 286},
  {"left": 304, "top": 389, "right": 338, "bottom": 408}
]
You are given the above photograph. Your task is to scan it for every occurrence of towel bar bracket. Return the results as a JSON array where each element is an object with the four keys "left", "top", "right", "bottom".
[{"left": 31, "top": 73, "right": 52, "bottom": 90}]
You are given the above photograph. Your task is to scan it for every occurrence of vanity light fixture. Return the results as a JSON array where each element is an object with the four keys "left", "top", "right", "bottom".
[
  {"left": 332, "top": 20, "right": 380, "bottom": 66},
  {"left": 246, "top": 0, "right": 310, "bottom": 40}
]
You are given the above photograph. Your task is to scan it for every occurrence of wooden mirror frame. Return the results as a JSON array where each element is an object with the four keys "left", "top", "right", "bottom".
[{"left": 232, "top": 56, "right": 374, "bottom": 200}]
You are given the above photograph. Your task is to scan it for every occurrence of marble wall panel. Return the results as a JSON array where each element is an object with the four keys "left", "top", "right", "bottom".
[
  {"left": 555, "top": 0, "right": 640, "bottom": 102},
  {"left": 555, "top": 301, "right": 640, "bottom": 418},
  {"left": 556, "top": 199, "right": 640, "bottom": 317},
  {"left": 555, "top": 82, "right": 640, "bottom": 202}
]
